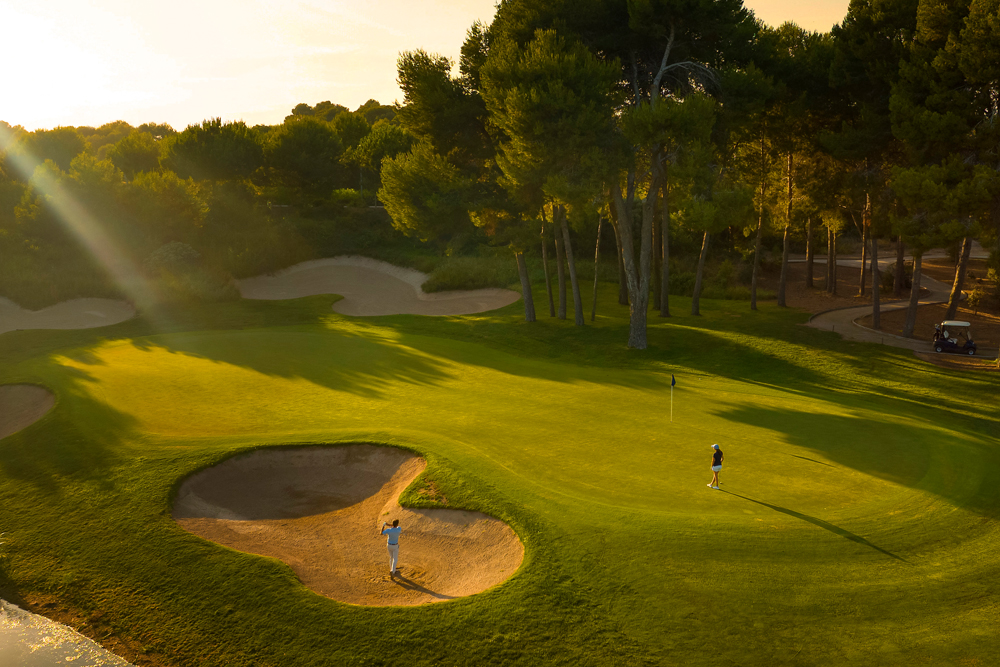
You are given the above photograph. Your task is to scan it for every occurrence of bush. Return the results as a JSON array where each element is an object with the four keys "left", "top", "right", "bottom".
[
  {"left": 880, "top": 261, "right": 913, "bottom": 292},
  {"left": 330, "top": 188, "right": 367, "bottom": 207},
  {"left": 143, "top": 241, "right": 200, "bottom": 272},
  {"left": 670, "top": 271, "right": 696, "bottom": 297},
  {"left": 422, "top": 256, "right": 519, "bottom": 292},
  {"left": 144, "top": 242, "right": 238, "bottom": 302}
]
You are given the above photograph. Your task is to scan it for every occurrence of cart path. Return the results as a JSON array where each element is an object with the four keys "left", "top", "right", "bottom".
[{"left": 805, "top": 271, "right": 954, "bottom": 352}]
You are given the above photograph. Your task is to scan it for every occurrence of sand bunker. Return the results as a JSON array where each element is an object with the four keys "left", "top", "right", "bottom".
[
  {"left": 0, "top": 385, "right": 55, "bottom": 441},
  {"left": 0, "top": 297, "right": 135, "bottom": 335},
  {"left": 173, "top": 445, "right": 523, "bottom": 606},
  {"left": 237, "top": 256, "right": 521, "bottom": 316}
]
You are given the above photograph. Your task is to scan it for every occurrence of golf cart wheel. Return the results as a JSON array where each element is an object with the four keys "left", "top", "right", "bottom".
[
  {"left": 968, "top": 348, "right": 976, "bottom": 356},
  {"left": 935, "top": 345, "right": 943, "bottom": 353}
]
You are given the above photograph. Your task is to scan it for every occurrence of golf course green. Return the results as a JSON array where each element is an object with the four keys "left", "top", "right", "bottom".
[{"left": 1, "top": 287, "right": 998, "bottom": 666}]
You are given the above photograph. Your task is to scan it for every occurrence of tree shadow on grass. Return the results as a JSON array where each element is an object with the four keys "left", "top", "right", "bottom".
[
  {"left": 0, "top": 365, "right": 139, "bottom": 496},
  {"left": 720, "top": 490, "right": 908, "bottom": 562},
  {"left": 124, "top": 327, "right": 455, "bottom": 400},
  {"left": 713, "top": 402, "right": 1000, "bottom": 520}
]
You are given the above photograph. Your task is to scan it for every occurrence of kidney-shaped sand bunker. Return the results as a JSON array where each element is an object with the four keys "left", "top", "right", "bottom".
[
  {"left": 0, "top": 384, "right": 55, "bottom": 441},
  {"left": 173, "top": 445, "right": 523, "bottom": 606}
]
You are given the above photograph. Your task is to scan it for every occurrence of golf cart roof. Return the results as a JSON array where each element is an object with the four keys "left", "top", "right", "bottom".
[{"left": 941, "top": 320, "right": 971, "bottom": 327}]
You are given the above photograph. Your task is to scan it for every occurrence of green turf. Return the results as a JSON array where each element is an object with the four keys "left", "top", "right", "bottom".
[{"left": 0, "top": 286, "right": 998, "bottom": 666}]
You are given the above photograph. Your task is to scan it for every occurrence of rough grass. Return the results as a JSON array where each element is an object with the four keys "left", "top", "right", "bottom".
[{"left": 0, "top": 287, "right": 998, "bottom": 666}]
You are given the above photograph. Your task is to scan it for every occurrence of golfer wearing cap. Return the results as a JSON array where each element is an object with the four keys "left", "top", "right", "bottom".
[
  {"left": 708, "top": 444, "right": 723, "bottom": 489},
  {"left": 380, "top": 519, "right": 403, "bottom": 575}
]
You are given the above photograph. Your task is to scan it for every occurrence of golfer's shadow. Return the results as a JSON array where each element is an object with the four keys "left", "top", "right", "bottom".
[
  {"left": 722, "top": 490, "right": 908, "bottom": 563},
  {"left": 390, "top": 572, "right": 456, "bottom": 600}
]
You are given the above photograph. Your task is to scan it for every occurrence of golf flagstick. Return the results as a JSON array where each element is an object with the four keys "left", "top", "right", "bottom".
[{"left": 670, "top": 374, "right": 675, "bottom": 422}]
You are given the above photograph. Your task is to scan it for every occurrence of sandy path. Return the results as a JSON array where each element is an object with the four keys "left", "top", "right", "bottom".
[
  {"left": 173, "top": 445, "right": 523, "bottom": 606},
  {"left": 0, "top": 385, "right": 55, "bottom": 441},
  {"left": 237, "top": 256, "right": 521, "bottom": 316},
  {"left": 0, "top": 297, "right": 135, "bottom": 335}
]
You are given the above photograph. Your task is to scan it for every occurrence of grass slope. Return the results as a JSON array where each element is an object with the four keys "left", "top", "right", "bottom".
[{"left": 0, "top": 287, "right": 998, "bottom": 666}]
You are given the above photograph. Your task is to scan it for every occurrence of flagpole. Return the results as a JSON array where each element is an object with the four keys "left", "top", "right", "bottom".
[{"left": 670, "top": 384, "right": 673, "bottom": 423}]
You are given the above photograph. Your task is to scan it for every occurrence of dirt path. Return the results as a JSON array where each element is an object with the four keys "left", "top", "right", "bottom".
[
  {"left": 174, "top": 445, "right": 523, "bottom": 607},
  {"left": 0, "top": 297, "right": 135, "bottom": 335},
  {"left": 238, "top": 256, "right": 521, "bottom": 316}
]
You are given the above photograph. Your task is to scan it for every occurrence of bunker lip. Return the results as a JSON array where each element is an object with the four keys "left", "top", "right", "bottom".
[
  {"left": 0, "top": 297, "right": 135, "bottom": 335},
  {"left": 0, "top": 385, "right": 55, "bottom": 441},
  {"left": 236, "top": 256, "right": 521, "bottom": 316},
  {"left": 172, "top": 445, "right": 524, "bottom": 607}
]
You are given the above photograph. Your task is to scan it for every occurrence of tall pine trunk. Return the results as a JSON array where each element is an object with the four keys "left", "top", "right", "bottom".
[
  {"left": 893, "top": 236, "right": 905, "bottom": 298},
  {"left": 832, "top": 230, "right": 838, "bottom": 295},
  {"left": 515, "top": 252, "right": 535, "bottom": 322},
  {"left": 826, "top": 226, "right": 834, "bottom": 293},
  {"left": 945, "top": 236, "right": 972, "bottom": 320},
  {"left": 691, "top": 231, "right": 710, "bottom": 316},
  {"left": 610, "top": 208, "right": 629, "bottom": 306},
  {"left": 652, "top": 199, "right": 662, "bottom": 311},
  {"left": 558, "top": 205, "right": 585, "bottom": 326},
  {"left": 805, "top": 217, "right": 814, "bottom": 289},
  {"left": 858, "top": 195, "right": 870, "bottom": 296},
  {"left": 751, "top": 132, "right": 766, "bottom": 311},
  {"left": 660, "top": 182, "right": 671, "bottom": 317},
  {"left": 540, "top": 218, "right": 555, "bottom": 317},
  {"left": 902, "top": 253, "right": 922, "bottom": 337},
  {"left": 591, "top": 217, "right": 603, "bottom": 322},
  {"left": 870, "top": 234, "right": 881, "bottom": 329},
  {"left": 611, "top": 168, "right": 658, "bottom": 349},
  {"left": 554, "top": 218, "right": 567, "bottom": 320},
  {"left": 777, "top": 152, "right": 793, "bottom": 307}
]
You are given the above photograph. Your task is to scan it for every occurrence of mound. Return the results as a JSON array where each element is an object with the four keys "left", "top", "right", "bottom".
[
  {"left": 0, "top": 385, "right": 55, "bottom": 441},
  {"left": 237, "top": 256, "right": 520, "bottom": 316},
  {"left": 0, "top": 297, "right": 135, "bottom": 335},
  {"left": 173, "top": 445, "right": 523, "bottom": 606}
]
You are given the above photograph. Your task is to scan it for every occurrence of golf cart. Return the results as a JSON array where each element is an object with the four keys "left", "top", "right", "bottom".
[{"left": 932, "top": 320, "right": 977, "bottom": 355}]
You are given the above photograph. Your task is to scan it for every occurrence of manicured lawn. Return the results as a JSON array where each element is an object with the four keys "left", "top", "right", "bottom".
[{"left": 1, "top": 287, "right": 998, "bottom": 666}]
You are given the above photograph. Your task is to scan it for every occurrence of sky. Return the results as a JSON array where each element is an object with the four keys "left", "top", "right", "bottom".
[{"left": 1, "top": 0, "right": 850, "bottom": 132}]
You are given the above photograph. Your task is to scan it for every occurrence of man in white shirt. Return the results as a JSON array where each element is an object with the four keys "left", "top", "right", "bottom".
[{"left": 380, "top": 519, "right": 403, "bottom": 575}]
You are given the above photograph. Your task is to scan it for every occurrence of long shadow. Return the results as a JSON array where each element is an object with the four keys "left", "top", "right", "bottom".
[
  {"left": 713, "top": 402, "right": 1000, "bottom": 520},
  {"left": 390, "top": 571, "right": 455, "bottom": 600},
  {"left": 0, "top": 365, "right": 138, "bottom": 496},
  {"left": 721, "top": 490, "right": 908, "bottom": 562}
]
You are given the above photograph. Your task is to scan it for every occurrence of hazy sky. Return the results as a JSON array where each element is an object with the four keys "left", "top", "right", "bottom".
[{"left": 2, "top": 0, "right": 849, "bottom": 132}]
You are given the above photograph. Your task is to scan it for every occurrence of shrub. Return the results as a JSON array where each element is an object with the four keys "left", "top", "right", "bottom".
[
  {"left": 422, "top": 256, "right": 519, "bottom": 292},
  {"left": 143, "top": 241, "right": 200, "bottom": 272},
  {"left": 880, "top": 261, "right": 913, "bottom": 292},
  {"left": 144, "top": 242, "right": 238, "bottom": 302},
  {"left": 330, "top": 189, "right": 367, "bottom": 207}
]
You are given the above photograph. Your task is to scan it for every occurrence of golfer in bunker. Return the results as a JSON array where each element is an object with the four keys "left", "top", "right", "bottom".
[
  {"left": 381, "top": 519, "right": 403, "bottom": 575},
  {"left": 708, "top": 444, "right": 724, "bottom": 489}
]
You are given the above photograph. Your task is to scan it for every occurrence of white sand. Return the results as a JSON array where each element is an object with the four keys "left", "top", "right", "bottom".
[
  {"left": 237, "top": 256, "right": 521, "bottom": 316},
  {"left": 0, "top": 297, "right": 135, "bottom": 335}
]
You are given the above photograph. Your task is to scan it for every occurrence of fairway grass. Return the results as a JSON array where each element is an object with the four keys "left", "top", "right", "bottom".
[{"left": 0, "top": 287, "right": 998, "bottom": 666}]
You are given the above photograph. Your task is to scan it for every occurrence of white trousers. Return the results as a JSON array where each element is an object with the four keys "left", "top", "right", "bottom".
[{"left": 387, "top": 543, "right": 399, "bottom": 573}]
